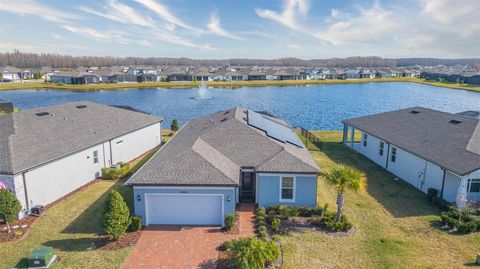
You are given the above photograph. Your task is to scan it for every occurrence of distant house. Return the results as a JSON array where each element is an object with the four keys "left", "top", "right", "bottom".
[
  {"left": 223, "top": 70, "right": 244, "bottom": 81},
  {"left": 0, "top": 66, "right": 33, "bottom": 81},
  {"left": 343, "top": 107, "right": 480, "bottom": 208},
  {"left": 98, "top": 70, "right": 136, "bottom": 83},
  {"left": 51, "top": 72, "right": 100, "bottom": 84},
  {"left": 247, "top": 70, "right": 267, "bottom": 80},
  {"left": 126, "top": 108, "right": 319, "bottom": 226},
  {"left": 168, "top": 72, "right": 192, "bottom": 81},
  {"left": 0, "top": 101, "right": 163, "bottom": 218},
  {"left": 126, "top": 66, "right": 159, "bottom": 76},
  {"left": 345, "top": 69, "right": 361, "bottom": 79}
]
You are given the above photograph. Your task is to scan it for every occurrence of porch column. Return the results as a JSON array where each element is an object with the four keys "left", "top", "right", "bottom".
[
  {"left": 350, "top": 127, "right": 355, "bottom": 148},
  {"left": 456, "top": 177, "right": 468, "bottom": 209},
  {"left": 343, "top": 124, "right": 348, "bottom": 144}
]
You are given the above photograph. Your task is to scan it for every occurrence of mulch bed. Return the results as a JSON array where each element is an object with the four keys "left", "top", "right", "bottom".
[
  {"left": 283, "top": 216, "right": 356, "bottom": 237},
  {"left": 0, "top": 215, "right": 39, "bottom": 243},
  {"left": 224, "top": 212, "right": 240, "bottom": 235},
  {"left": 95, "top": 230, "right": 142, "bottom": 250}
]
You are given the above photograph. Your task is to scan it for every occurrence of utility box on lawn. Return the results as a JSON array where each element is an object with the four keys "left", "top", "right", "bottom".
[{"left": 28, "top": 247, "right": 55, "bottom": 268}]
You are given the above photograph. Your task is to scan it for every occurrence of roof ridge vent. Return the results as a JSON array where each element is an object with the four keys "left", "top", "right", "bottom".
[
  {"left": 449, "top": 119, "right": 462, "bottom": 125},
  {"left": 410, "top": 110, "right": 420, "bottom": 114},
  {"left": 35, "top": 112, "right": 50, "bottom": 116}
]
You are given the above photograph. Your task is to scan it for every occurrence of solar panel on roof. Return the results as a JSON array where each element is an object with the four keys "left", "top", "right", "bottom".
[{"left": 247, "top": 110, "right": 304, "bottom": 148}]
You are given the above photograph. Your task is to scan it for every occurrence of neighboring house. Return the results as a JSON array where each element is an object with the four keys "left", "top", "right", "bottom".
[
  {"left": 0, "top": 101, "right": 163, "bottom": 218},
  {"left": 168, "top": 72, "right": 192, "bottom": 81},
  {"left": 223, "top": 70, "right": 244, "bottom": 81},
  {"left": 126, "top": 108, "right": 319, "bottom": 226},
  {"left": 1, "top": 66, "right": 21, "bottom": 82},
  {"left": 247, "top": 70, "right": 267, "bottom": 80},
  {"left": 126, "top": 66, "right": 159, "bottom": 76},
  {"left": 51, "top": 72, "right": 101, "bottom": 84},
  {"left": 342, "top": 107, "right": 480, "bottom": 208}
]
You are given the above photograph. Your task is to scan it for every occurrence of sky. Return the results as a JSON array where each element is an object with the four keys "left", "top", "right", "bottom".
[{"left": 0, "top": 0, "right": 479, "bottom": 59}]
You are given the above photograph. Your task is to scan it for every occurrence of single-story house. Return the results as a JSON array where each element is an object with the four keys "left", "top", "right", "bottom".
[
  {"left": 126, "top": 108, "right": 319, "bottom": 226},
  {"left": 51, "top": 72, "right": 101, "bottom": 84},
  {"left": 0, "top": 101, "right": 163, "bottom": 218},
  {"left": 342, "top": 107, "right": 480, "bottom": 208}
]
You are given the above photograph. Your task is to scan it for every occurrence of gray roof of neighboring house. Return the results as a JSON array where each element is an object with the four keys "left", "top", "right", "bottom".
[
  {"left": 0, "top": 101, "right": 163, "bottom": 174},
  {"left": 127, "top": 108, "right": 319, "bottom": 186},
  {"left": 343, "top": 107, "right": 480, "bottom": 175}
]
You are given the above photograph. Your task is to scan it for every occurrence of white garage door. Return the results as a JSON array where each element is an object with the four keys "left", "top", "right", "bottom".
[{"left": 145, "top": 194, "right": 223, "bottom": 226}]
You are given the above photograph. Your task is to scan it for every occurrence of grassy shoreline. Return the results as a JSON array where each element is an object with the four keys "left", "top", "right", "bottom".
[{"left": 0, "top": 77, "right": 478, "bottom": 92}]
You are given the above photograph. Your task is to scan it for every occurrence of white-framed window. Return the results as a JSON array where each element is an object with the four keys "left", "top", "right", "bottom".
[
  {"left": 379, "top": 141, "right": 385, "bottom": 156},
  {"left": 391, "top": 147, "right": 397, "bottom": 163},
  {"left": 93, "top": 150, "right": 98, "bottom": 164},
  {"left": 468, "top": 179, "right": 480, "bottom": 193},
  {"left": 280, "top": 176, "right": 295, "bottom": 202},
  {"left": 363, "top": 134, "right": 368, "bottom": 147}
]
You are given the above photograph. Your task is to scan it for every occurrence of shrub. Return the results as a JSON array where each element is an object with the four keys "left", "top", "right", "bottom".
[
  {"left": 0, "top": 189, "right": 22, "bottom": 232},
  {"left": 170, "top": 119, "right": 179, "bottom": 131},
  {"left": 257, "top": 219, "right": 266, "bottom": 227},
  {"left": 103, "top": 190, "right": 131, "bottom": 240},
  {"left": 256, "top": 215, "right": 265, "bottom": 223},
  {"left": 266, "top": 205, "right": 280, "bottom": 214},
  {"left": 225, "top": 214, "right": 236, "bottom": 231},
  {"left": 309, "top": 211, "right": 353, "bottom": 232},
  {"left": 256, "top": 207, "right": 266, "bottom": 216},
  {"left": 279, "top": 205, "right": 299, "bottom": 217},
  {"left": 271, "top": 218, "right": 281, "bottom": 234},
  {"left": 102, "top": 163, "right": 130, "bottom": 180},
  {"left": 297, "top": 206, "right": 323, "bottom": 217},
  {"left": 440, "top": 207, "right": 480, "bottom": 234},
  {"left": 267, "top": 210, "right": 277, "bottom": 218},
  {"left": 427, "top": 188, "right": 438, "bottom": 202},
  {"left": 129, "top": 216, "right": 142, "bottom": 232},
  {"left": 224, "top": 237, "right": 280, "bottom": 269},
  {"left": 259, "top": 230, "right": 268, "bottom": 239}
]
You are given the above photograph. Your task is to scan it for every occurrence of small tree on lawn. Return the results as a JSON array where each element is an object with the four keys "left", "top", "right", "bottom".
[
  {"left": 323, "top": 164, "right": 365, "bottom": 222},
  {"left": 0, "top": 189, "right": 22, "bottom": 233},
  {"left": 170, "top": 119, "right": 179, "bottom": 132},
  {"left": 103, "top": 190, "right": 131, "bottom": 240}
]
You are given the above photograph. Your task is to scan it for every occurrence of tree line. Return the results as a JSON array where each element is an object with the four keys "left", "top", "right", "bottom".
[{"left": 0, "top": 50, "right": 478, "bottom": 69}]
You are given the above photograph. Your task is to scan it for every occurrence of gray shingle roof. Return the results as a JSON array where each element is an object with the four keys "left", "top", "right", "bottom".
[
  {"left": 127, "top": 108, "right": 319, "bottom": 186},
  {"left": 0, "top": 101, "right": 163, "bottom": 174},
  {"left": 343, "top": 107, "right": 480, "bottom": 175}
]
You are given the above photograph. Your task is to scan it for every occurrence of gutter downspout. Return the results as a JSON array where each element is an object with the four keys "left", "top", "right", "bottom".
[
  {"left": 109, "top": 140, "right": 113, "bottom": 166},
  {"left": 440, "top": 169, "right": 447, "bottom": 199},
  {"left": 22, "top": 172, "right": 30, "bottom": 213},
  {"left": 385, "top": 143, "right": 391, "bottom": 169}
]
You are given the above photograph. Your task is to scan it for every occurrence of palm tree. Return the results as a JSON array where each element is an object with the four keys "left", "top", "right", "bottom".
[{"left": 323, "top": 164, "right": 366, "bottom": 222}]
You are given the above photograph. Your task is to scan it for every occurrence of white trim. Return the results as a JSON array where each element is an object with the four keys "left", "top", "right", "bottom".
[
  {"left": 256, "top": 173, "right": 316, "bottom": 177},
  {"left": 255, "top": 173, "right": 259, "bottom": 204},
  {"left": 240, "top": 168, "right": 255, "bottom": 172},
  {"left": 144, "top": 193, "right": 225, "bottom": 226},
  {"left": 279, "top": 176, "right": 296, "bottom": 203},
  {"left": 134, "top": 186, "right": 235, "bottom": 190}
]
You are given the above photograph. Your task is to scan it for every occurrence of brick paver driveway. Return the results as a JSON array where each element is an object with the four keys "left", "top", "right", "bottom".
[{"left": 123, "top": 204, "right": 255, "bottom": 269}]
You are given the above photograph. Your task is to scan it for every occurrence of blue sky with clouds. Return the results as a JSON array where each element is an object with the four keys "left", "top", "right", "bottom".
[{"left": 0, "top": 0, "right": 479, "bottom": 58}]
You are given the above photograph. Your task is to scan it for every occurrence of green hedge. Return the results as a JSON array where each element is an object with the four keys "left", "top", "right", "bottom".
[
  {"left": 225, "top": 214, "right": 236, "bottom": 231},
  {"left": 129, "top": 216, "right": 142, "bottom": 232},
  {"left": 102, "top": 163, "right": 130, "bottom": 179},
  {"left": 308, "top": 211, "right": 353, "bottom": 232},
  {"left": 266, "top": 205, "right": 324, "bottom": 218},
  {"left": 440, "top": 207, "right": 480, "bottom": 233}
]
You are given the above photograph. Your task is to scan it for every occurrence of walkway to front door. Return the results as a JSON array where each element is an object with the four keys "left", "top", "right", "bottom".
[{"left": 123, "top": 203, "right": 255, "bottom": 269}]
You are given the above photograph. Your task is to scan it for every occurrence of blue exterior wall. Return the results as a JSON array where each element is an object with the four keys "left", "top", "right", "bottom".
[
  {"left": 133, "top": 187, "right": 236, "bottom": 223},
  {"left": 256, "top": 174, "right": 317, "bottom": 207}
]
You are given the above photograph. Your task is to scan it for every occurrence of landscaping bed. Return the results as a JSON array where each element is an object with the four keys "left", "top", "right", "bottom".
[
  {"left": 0, "top": 215, "right": 37, "bottom": 242},
  {"left": 95, "top": 230, "right": 141, "bottom": 250}
]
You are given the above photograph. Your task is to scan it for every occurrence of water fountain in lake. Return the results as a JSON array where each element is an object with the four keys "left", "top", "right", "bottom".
[{"left": 190, "top": 82, "right": 214, "bottom": 100}]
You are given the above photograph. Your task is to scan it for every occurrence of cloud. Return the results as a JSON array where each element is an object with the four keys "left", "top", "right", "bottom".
[
  {"left": 255, "top": 0, "right": 309, "bottom": 30},
  {"left": 62, "top": 25, "right": 130, "bottom": 44},
  {"left": 133, "top": 0, "right": 199, "bottom": 31},
  {"left": 315, "top": 2, "right": 398, "bottom": 44},
  {"left": 151, "top": 30, "right": 214, "bottom": 50},
  {"left": 287, "top": 44, "right": 299, "bottom": 49},
  {"left": 0, "top": 0, "right": 77, "bottom": 23},
  {"left": 79, "top": 0, "right": 154, "bottom": 27},
  {"left": 207, "top": 11, "right": 243, "bottom": 40},
  {"left": 419, "top": 0, "right": 480, "bottom": 38}
]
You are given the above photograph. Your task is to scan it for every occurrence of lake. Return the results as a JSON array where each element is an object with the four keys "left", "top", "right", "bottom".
[{"left": 1, "top": 82, "right": 479, "bottom": 130}]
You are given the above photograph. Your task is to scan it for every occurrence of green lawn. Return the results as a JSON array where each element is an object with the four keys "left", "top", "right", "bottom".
[
  {"left": 0, "top": 180, "right": 133, "bottom": 269},
  {"left": 281, "top": 131, "right": 480, "bottom": 269}
]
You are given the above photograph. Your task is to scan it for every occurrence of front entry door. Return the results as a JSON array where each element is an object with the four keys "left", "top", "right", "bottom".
[{"left": 240, "top": 172, "right": 255, "bottom": 202}]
